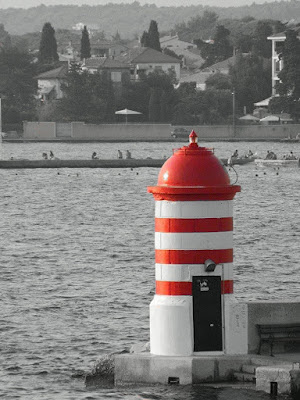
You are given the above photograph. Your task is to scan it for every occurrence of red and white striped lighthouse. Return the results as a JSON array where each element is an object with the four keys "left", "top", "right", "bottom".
[{"left": 147, "top": 131, "right": 241, "bottom": 356}]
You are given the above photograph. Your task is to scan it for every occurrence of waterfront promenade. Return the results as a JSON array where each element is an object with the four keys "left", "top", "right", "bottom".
[{"left": 9, "top": 121, "right": 300, "bottom": 142}]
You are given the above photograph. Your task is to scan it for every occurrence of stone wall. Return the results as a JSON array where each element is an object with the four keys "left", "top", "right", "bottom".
[
  {"left": 22, "top": 121, "right": 300, "bottom": 141},
  {"left": 71, "top": 122, "right": 172, "bottom": 141},
  {"left": 192, "top": 124, "right": 300, "bottom": 141},
  {"left": 23, "top": 121, "right": 56, "bottom": 140}
]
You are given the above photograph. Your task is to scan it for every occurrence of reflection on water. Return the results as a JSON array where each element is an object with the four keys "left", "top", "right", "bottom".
[{"left": 0, "top": 141, "right": 299, "bottom": 399}]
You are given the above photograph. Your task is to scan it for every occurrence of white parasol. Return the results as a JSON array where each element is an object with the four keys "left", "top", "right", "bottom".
[
  {"left": 115, "top": 108, "right": 142, "bottom": 123},
  {"left": 260, "top": 115, "right": 280, "bottom": 123},
  {"left": 239, "top": 114, "right": 260, "bottom": 121}
]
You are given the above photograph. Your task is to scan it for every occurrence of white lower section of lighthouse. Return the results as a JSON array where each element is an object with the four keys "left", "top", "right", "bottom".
[
  {"left": 150, "top": 294, "right": 248, "bottom": 356},
  {"left": 150, "top": 295, "right": 193, "bottom": 356}
]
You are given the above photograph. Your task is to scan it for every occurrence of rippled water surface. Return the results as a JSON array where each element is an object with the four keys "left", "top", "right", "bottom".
[{"left": 0, "top": 140, "right": 299, "bottom": 399}]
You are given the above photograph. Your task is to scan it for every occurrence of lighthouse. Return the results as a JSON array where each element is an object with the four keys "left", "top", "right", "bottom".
[{"left": 147, "top": 131, "right": 241, "bottom": 356}]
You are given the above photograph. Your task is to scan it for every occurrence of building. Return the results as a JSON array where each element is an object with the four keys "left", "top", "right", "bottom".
[
  {"left": 160, "top": 34, "right": 203, "bottom": 69},
  {"left": 35, "top": 64, "right": 68, "bottom": 102},
  {"left": 116, "top": 46, "right": 181, "bottom": 81},
  {"left": 177, "top": 54, "right": 244, "bottom": 90},
  {"left": 81, "top": 57, "right": 130, "bottom": 83},
  {"left": 267, "top": 26, "right": 300, "bottom": 97}
]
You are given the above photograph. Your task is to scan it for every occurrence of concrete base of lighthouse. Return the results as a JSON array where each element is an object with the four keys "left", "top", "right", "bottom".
[
  {"left": 115, "top": 298, "right": 250, "bottom": 386},
  {"left": 114, "top": 352, "right": 253, "bottom": 385}
]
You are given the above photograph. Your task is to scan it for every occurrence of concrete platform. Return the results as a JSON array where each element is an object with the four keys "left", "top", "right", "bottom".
[
  {"left": 256, "top": 364, "right": 300, "bottom": 396},
  {"left": 114, "top": 352, "right": 300, "bottom": 386}
]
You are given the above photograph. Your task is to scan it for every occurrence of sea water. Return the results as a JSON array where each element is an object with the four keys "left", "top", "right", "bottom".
[{"left": 0, "top": 140, "right": 299, "bottom": 399}]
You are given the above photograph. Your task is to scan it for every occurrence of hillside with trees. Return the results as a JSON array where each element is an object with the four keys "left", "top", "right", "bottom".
[
  {"left": 0, "top": 1, "right": 299, "bottom": 38},
  {"left": 0, "top": 11, "right": 299, "bottom": 130}
]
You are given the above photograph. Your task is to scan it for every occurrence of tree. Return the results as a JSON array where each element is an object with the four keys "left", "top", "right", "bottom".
[
  {"left": 196, "top": 24, "right": 233, "bottom": 68},
  {"left": 175, "top": 11, "right": 218, "bottom": 43},
  {"left": 80, "top": 25, "right": 91, "bottom": 60},
  {"left": 252, "top": 20, "right": 273, "bottom": 58},
  {"left": 148, "top": 20, "right": 161, "bottom": 52},
  {"left": 205, "top": 73, "right": 231, "bottom": 90},
  {"left": 60, "top": 62, "right": 116, "bottom": 123},
  {"left": 140, "top": 31, "right": 149, "bottom": 47},
  {"left": 59, "top": 62, "right": 91, "bottom": 121},
  {"left": 0, "top": 47, "right": 37, "bottom": 127},
  {"left": 160, "top": 90, "right": 168, "bottom": 122},
  {"left": 213, "top": 25, "right": 233, "bottom": 62},
  {"left": 148, "top": 88, "right": 161, "bottom": 121},
  {"left": 38, "top": 22, "right": 59, "bottom": 65},
  {"left": 277, "top": 29, "right": 300, "bottom": 100},
  {"left": 275, "top": 29, "right": 300, "bottom": 120},
  {"left": 112, "top": 30, "right": 121, "bottom": 43},
  {"left": 229, "top": 53, "right": 271, "bottom": 114},
  {"left": 141, "top": 20, "right": 161, "bottom": 51},
  {"left": 0, "top": 24, "right": 11, "bottom": 49}
]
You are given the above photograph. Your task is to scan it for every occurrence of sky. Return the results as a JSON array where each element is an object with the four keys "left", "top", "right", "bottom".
[{"left": 0, "top": 0, "right": 280, "bottom": 8}]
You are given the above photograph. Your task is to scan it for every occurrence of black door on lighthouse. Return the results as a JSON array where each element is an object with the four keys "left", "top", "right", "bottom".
[{"left": 192, "top": 276, "right": 222, "bottom": 351}]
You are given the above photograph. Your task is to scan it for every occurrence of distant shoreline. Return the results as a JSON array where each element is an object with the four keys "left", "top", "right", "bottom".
[{"left": 2, "top": 138, "right": 299, "bottom": 143}]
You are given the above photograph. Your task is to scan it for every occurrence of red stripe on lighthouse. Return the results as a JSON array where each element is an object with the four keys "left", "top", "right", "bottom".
[
  {"left": 156, "top": 279, "right": 233, "bottom": 295},
  {"left": 155, "top": 249, "right": 233, "bottom": 265},
  {"left": 156, "top": 281, "right": 192, "bottom": 295},
  {"left": 221, "top": 280, "right": 234, "bottom": 294},
  {"left": 155, "top": 217, "right": 233, "bottom": 233}
]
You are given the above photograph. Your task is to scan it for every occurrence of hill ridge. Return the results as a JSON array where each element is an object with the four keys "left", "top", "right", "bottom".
[{"left": 0, "top": 1, "right": 299, "bottom": 37}]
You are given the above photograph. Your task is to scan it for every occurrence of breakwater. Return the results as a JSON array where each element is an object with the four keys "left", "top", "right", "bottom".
[{"left": 0, "top": 158, "right": 166, "bottom": 169}]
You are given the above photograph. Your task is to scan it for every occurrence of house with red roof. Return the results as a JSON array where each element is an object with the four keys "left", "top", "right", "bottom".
[
  {"left": 81, "top": 57, "right": 130, "bottom": 83},
  {"left": 116, "top": 46, "right": 181, "bottom": 81}
]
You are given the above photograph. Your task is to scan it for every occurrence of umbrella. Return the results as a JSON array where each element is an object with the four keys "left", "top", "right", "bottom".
[
  {"left": 239, "top": 114, "right": 260, "bottom": 121},
  {"left": 254, "top": 97, "right": 272, "bottom": 107},
  {"left": 260, "top": 115, "right": 280, "bottom": 123},
  {"left": 115, "top": 108, "right": 142, "bottom": 124}
]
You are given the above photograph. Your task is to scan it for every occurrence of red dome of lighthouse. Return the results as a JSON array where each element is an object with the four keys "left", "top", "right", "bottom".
[
  {"left": 148, "top": 131, "right": 241, "bottom": 200},
  {"left": 158, "top": 131, "right": 229, "bottom": 187}
]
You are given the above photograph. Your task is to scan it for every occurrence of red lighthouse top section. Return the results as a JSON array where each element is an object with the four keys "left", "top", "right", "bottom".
[{"left": 148, "top": 131, "right": 241, "bottom": 201}]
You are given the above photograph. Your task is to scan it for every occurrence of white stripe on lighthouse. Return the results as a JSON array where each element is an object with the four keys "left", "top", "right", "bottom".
[
  {"left": 155, "top": 200, "right": 233, "bottom": 218},
  {"left": 155, "top": 231, "right": 233, "bottom": 250},
  {"left": 155, "top": 263, "right": 233, "bottom": 282}
]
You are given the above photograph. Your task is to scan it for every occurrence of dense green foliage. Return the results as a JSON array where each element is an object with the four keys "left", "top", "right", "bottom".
[
  {"left": 194, "top": 18, "right": 284, "bottom": 67},
  {"left": 0, "top": 47, "right": 37, "bottom": 129},
  {"left": 270, "top": 29, "right": 300, "bottom": 120},
  {"left": 38, "top": 22, "right": 59, "bottom": 65},
  {"left": 0, "top": 24, "right": 11, "bottom": 49},
  {"left": 171, "top": 83, "right": 233, "bottom": 125},
  {"left": 195, "top": 24, "right": 233, "bottom": 68},
  {"left": 80, "top": 25, "right": 91, "bottom": 60},
  {"left": 0, "top": 2, "right": 299, "bottom": 38},
  {"left": 229, "top": 53, "right": 272, "bottom": 114},
  {"left": 141, "top": 20, "right": 161, "bottom": 52},
  {"left": 56, "top": 68, "right": 177, "bottom": 123},
  {"left": 57, "top": 62, "right": 115, "bottom": 123},
  {"left": 176, "top": 11, "right": 219, "bottom": 43}
]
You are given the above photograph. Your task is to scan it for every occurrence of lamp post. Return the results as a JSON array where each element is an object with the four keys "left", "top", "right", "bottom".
[
  {"left": 232, "top": 88, "right": 236, "bottom": 137},
  {"left": 0, "top": 97, "right": 2, "bottom": 159},
  {"left": 0, "top": 97, "right": 2, "bottom": 136}
]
